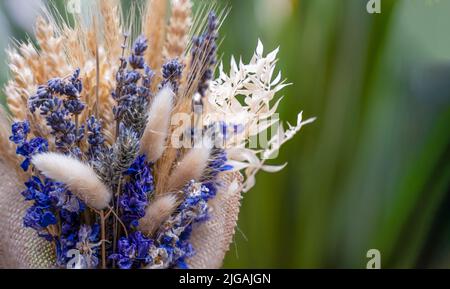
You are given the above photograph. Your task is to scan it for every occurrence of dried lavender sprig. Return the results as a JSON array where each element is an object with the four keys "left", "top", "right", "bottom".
[
  {"left": 96, "top": 123, "right": 140, "bottom": 187},
  {"left": 28, "top": 69, "right": 85, "bottom": 156},
  {"left": 160, "top": 59, "right": 183, "bottom": 94},
  {"left": 126, "top": 65, "right": 155, "bottom": 137},
  {"left": 86, "top": 116, "right": 106, "bottom": 160},
  {"left": 113, "top": 36, "right": 152, "bottom": 122},
  {"left": 129, "top": 36, "right": 148, "bottom": 69},
  {"left": 121, "top": 99, "right": 148, "bottom": 138},
  {"left": 113, "top": 124, "right": 140, "bottom": 175},
  {"left": 190, "top": 11, "right": 218, "bottom": 98}
]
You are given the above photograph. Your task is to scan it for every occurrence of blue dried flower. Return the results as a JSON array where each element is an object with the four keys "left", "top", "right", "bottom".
[
  {"left": 22, "top": 177, "right": 51, "bottom": 204},
  {"left": 110, "top": 231, "right": 153, "bottom": 269},
  {"left": 74, "top": 224, "right": 100, "bottom": 268},
  {"left": 198, "top": 148, "right": 232, "bottom": 200},
  {"left": 55, "top": 209, "right": 81, "bottom": 266},
  {"left": 179, "top": 185, "right": 210, "bottom": 222},
  {"left": 120, "top": 155, "right": 154, "bottom": 228},
  {"left": 9, "top": 121, "right": 30, "bottom": 144},
  {"left": 21, "top": 170, "right": 86, "bottom": 267},
  {"left": 49, "top": 184, "right": 85, "bottom": 213},
  {"left": 150, "top": 182, "right": 211, "bottom": 269},
  {"left": 17, "top": 136, "right": 48, "bottom": 158},
  {"left": 12, "top": 127, "right": 48, "bottom": 171},
  {"left": 78, "top": 224, "right": 100, "bottom": 244},
  {"left": 23, "top": 205, "right": 57, "bottom": 231},
  {"left": 22, "top": 176, "right": 85, "bottom": 213},
  {"left": 209, "top": 149, "right": 232, "bottom": 176}
]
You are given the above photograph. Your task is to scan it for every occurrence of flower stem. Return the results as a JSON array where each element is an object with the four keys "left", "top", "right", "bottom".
[
  {"left": 100, "top": 210, "right": 106, "bottom": 269},
  {"left": 112, "top": 178, "right": 122, "bottom": 268}
]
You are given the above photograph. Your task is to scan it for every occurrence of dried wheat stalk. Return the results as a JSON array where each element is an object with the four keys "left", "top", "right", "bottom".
[{"left": 163, "top": 0, "right": 192, "bottom": 60}]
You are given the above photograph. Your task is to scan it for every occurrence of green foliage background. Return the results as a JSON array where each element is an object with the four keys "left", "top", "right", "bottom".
[{"left": 0, "top": 0, "right": 449, "bottom": 268}]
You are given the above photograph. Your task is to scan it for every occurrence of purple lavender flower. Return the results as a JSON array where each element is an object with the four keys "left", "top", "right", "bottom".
[
  {"left": 28, "top": 69, "right": 85, "bottom": 155},
  {"left": 86, "top": 116, "right": 106, "bottom": 159},
  {"left": 161, "top": 59, "right": 183, "bottom": 93},
  {"left": 191, "top": 11, "right": 218, "bottom": 97},
  {"left": 142, "top": 65, "right": 155, "bottom": 89},
  {"left": 113, "top": 36, "right": 154, "bottom": 136},
  {"left": 30, "top": 69, "right": 84, "bottom": 114},
  {"left": 129, "top": 36, "right": 148, "bottom": 69},
  {"left": 64, "top": 98, "right": 85, "bottom": 115}
]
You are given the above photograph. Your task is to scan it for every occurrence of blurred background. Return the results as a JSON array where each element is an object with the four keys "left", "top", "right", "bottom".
[{"left": 0, "top": 0, "right": 449, "bottom": 268}]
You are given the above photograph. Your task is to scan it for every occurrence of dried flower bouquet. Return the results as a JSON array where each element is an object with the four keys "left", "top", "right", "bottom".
[{"left": 0, "top": 0, "right": 314, "bottom": 269}]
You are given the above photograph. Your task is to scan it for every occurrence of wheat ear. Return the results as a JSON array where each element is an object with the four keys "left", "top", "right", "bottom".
[
  {"left": 164, "top": 0, "right": 192, "bottom": 60},
  {"left": 143, "top": 0, "right": 168, "bottom": 74},
  {"left": 99, "top": 0, "right": 123, "bottom": 61}
]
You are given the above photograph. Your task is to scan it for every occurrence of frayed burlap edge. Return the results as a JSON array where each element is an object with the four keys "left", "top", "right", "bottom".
[
  {"left": 187, "top": 172, "right": 243, "bottom": 269},
  {"left": 0, "top": 160, "right": 55, "bottom": 268}
]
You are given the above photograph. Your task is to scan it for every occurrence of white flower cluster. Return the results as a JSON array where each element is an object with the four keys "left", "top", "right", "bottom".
[{"left": 208, "top": 40, "right": 315, "bottom": 192}]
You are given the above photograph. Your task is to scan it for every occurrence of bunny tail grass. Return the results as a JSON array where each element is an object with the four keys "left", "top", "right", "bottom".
[
  {"left": 140, "top": 86, "right": 175, "bottom": 163},
  {"left": 138, "top": 194, "right": 178, "bottom": 236},
  {"left": 167, "top": 138, "right": 212, "bottom": 191},
  {"left": 31, "top": 152, "right": 112, "bottom": 210}
]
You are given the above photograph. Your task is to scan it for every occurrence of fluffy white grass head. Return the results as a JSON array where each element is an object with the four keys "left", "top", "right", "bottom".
[
  {"left": 138, "top": 193, "right": 178, "bottom": 236},
  {"left": 32, "top": 152, "right": 112, "bottom": 210},
  {"left": 140, "top": 86, "right": 175, "bottom": 163},
  {"left": 167, "top": 137, "right": 212, "bottom": 191}
]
